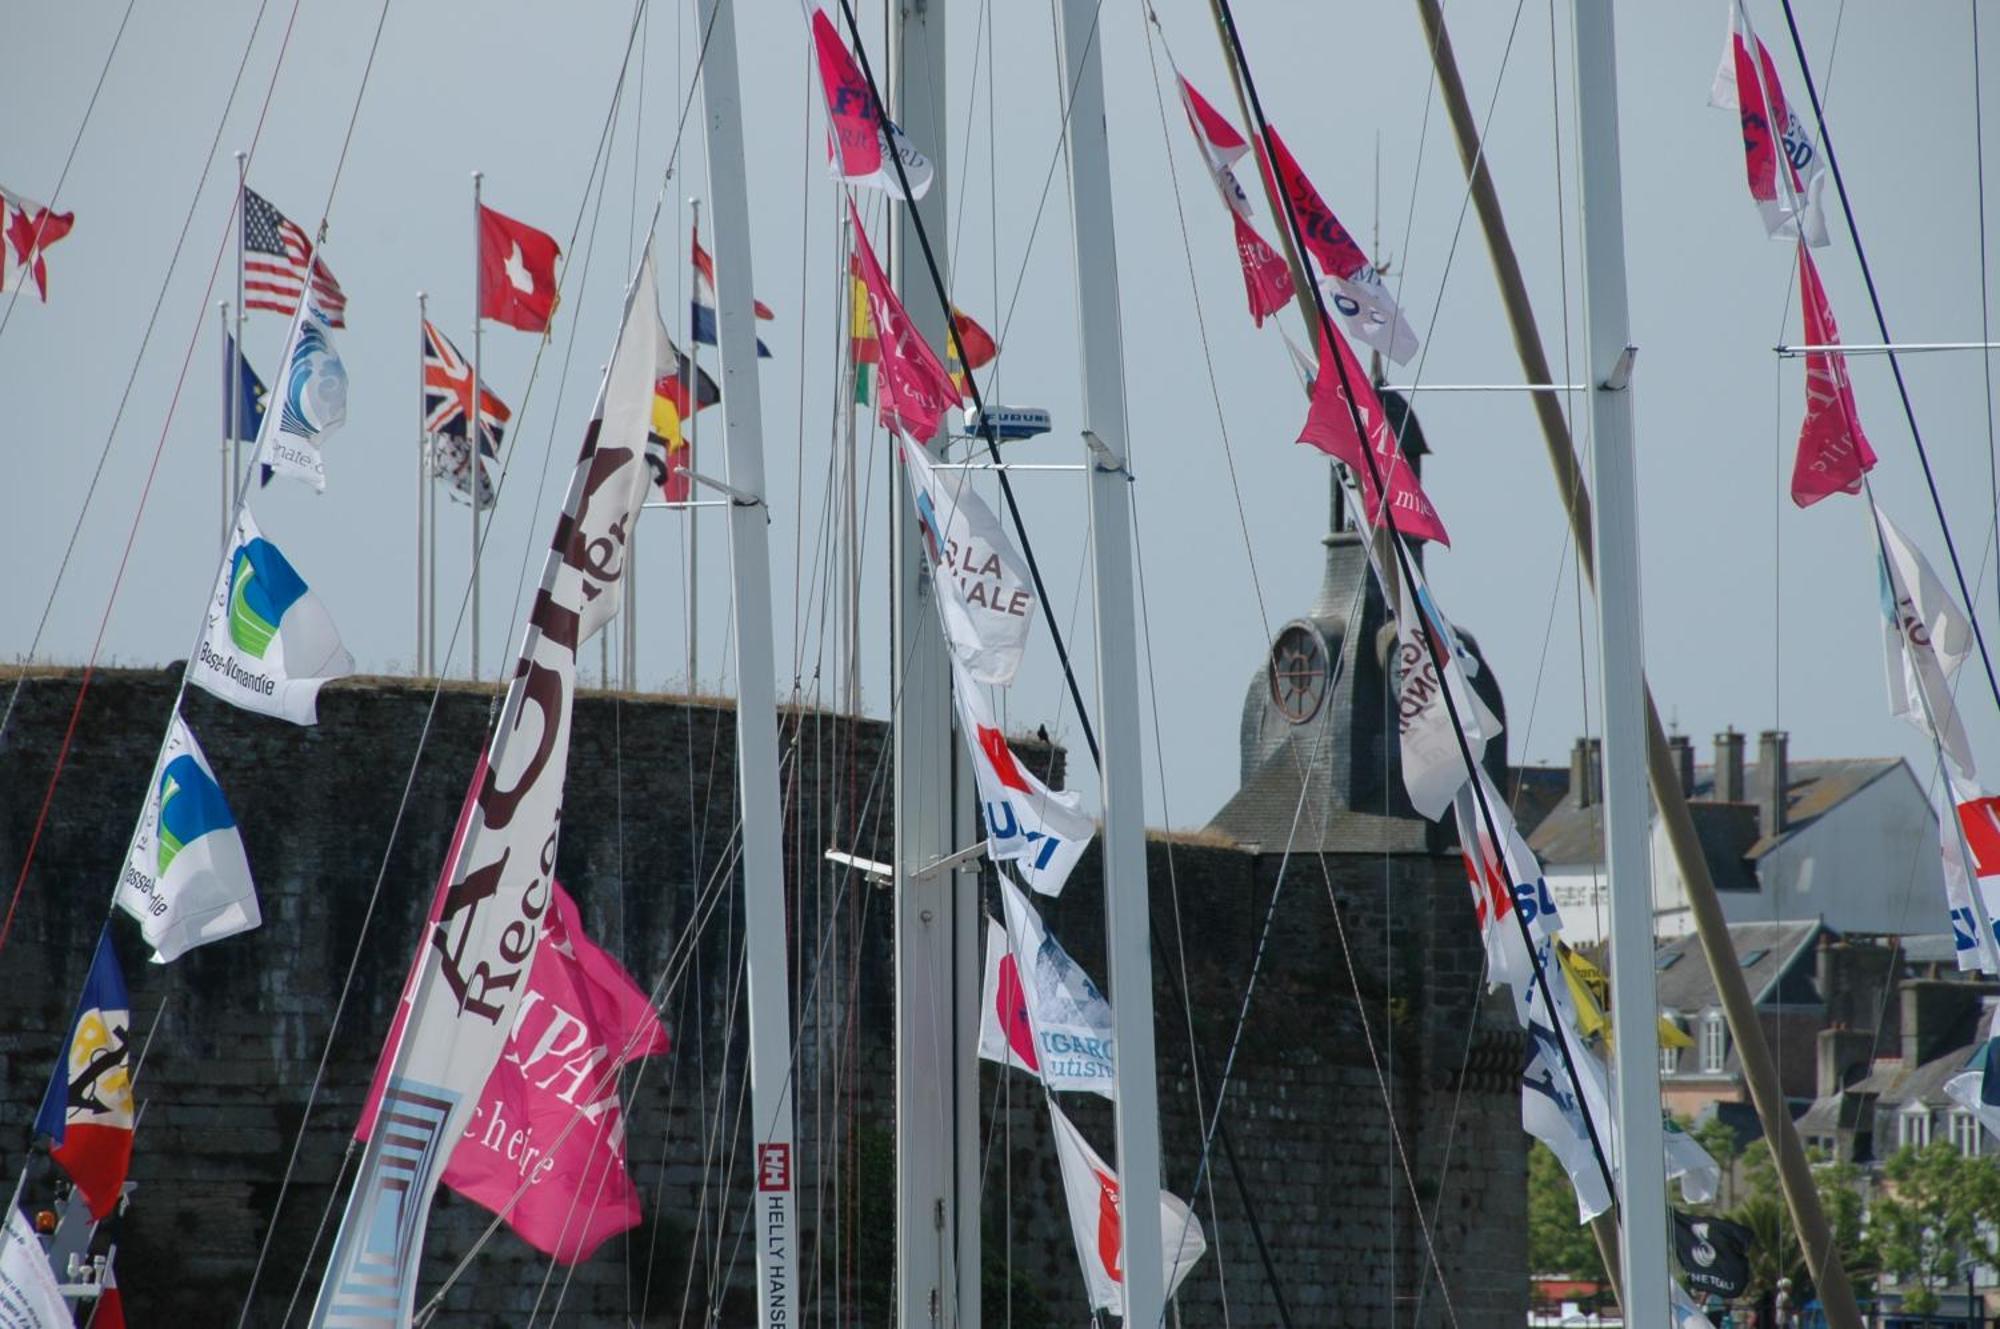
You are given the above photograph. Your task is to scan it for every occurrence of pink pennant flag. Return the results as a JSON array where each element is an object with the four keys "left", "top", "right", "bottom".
[
  {"left": 847, "top": 200, "right": 960, "bottom": 439},
  {"left": 1791, "top": 244, "right": 1875, "bottom": 507},
  {"left": 1256, "top": 125, "right": 1369, "bottom": 278},
  {"left": 812, "top": 10, "right": 882, "bottom": 180},
  {"left": 1177, "top": 75, "right": 1249, "bottom": 170},
  {"left": 1171, "top": 73, "right": 1294, "bottom": 327},
  {"left": 1296, "top": 320, "right": 1449, "bottom": 545},
  {"left": 1232, "top": 213, "right": 1294, "bottom": 328}
]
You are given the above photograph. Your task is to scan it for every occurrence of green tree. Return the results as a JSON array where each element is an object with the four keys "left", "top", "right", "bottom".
[
  {"left": 1527, "top": 1142, "right": 1608, "bottom": 1283},
  {"left": 1724, "top": 1140, "right": 1876, "bottom": 1306},
  {"left": 1689, "top": 1115, "right": 1743, "bottom": 1211},
  {"left": 1872, "top": 1141, "right": 2000, "bottom": 1315}
]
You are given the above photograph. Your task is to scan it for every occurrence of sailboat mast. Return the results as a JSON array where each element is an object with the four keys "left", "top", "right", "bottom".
[
  {"left": 692, "top": 1, "right": 799, "bottom": 1324},
  {"left": 1052, "top": 2, "right": 1169, "bottom": 1326},
  {"left": 887, "top": 3, "right": 981, "bottom": 1325},
  {"left": 1568, "top": 4, "right": 1669, "bottom": 1318}
]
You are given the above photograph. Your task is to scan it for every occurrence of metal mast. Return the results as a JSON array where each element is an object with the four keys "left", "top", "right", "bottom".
[
  {"left": 1569, "top": 4, "right": 1668, "bottom": 1319},
  {"left": 1053, "top": 1, "right": 1169, "bottom": 1325},
  {"left": 693, "top": 1, "right": 798, "bottom": 1323}
]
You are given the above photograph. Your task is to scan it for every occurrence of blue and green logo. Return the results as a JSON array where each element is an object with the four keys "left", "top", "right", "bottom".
[
  {"left": 228, "top": 537, "right": 308, "bottom": 658},
  {"left": 156, "top": 753, "right": 235, "bottom": 875}
]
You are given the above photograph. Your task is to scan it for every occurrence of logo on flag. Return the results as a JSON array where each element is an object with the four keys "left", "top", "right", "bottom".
[
  {"left": 242, "top": 188, "right": 346, "bottom": 325},
  {"left": 259, "top": 304, "right": 348, "bottom": 492},
  {"left": 34, "top": 931, "right": 134, "bottom": 1220},
  {"left": 1395, "top": 568, "right": 1500, "bottom": 819},
  {"left": 479, "top": 204, "right": 562, "bottom": 333},
  {"left": 952, "top": 661, "right": 1094, "bottom": 897},
  {"left": 115, "top": 715, "right": 260, "bottom": 962},
  {"left": 1708, "top": 0, "right": 1828, "bottom": 247},
  {"left": 812, "top": 10, "right": 934, "bottom": 200},
  {"left": 1047, "top": 1099, "right": 1206, "bottom": 1315},
  {"left": 902, "top": 439, "right": 1036, "bottom": 684},
  {"left": 191, "top": 508, "right": 354, "bottom": 725},
  {"left": 976, "top": 879, "right": 1118, "bottom": 1096}
]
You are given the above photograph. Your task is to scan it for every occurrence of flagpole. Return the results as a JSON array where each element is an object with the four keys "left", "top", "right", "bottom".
[
  {"left": 470, "top": 170, "right": 484, "bottom": 684},
  {"left": 685, "top": 198, "right": 701, "bottom": 695},
  {"left": 417, "top": 291, "right": 429, "bottom": 677},
  {"left": 219, "top": 301, "right": 231, "bottom": 556},
  {"left": 232, "top": 150, "right": 247, "bottom": 511}
]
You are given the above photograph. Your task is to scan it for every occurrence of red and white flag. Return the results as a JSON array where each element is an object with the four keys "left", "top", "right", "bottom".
[
  {"left": 952, "top": 659, "right": 1094, "bottom": 898},
  {"left": 1047, "top": 1099, "right": 1206, "bottom": 1316},
  {"left": 0, "top": 185, "right": 73, "bottom": 303},
  {"left": 1708, "top": 0, "right": 1828, "bottom": 247},
  {"left": 1257, "top": 125, "right": 1417, "bottom": 364},
  {"left": 975, "top": 876, "right": 1117, "bottom": 1098},
  {"left": 1941, "top": 792, "right": 2000, "bottom": 977},
  {"left": 1791, "top": 244, "right": 1875, "bottom": 507},
  {"left": 812, "top": 10, "right": 934, "bottom": 200},
  {"left": 242, "top": 188, "right": 346, "bottom": 326},
  {"left": 847, "top": 201, "right": 959, "bottom": 439},
  {"left": 479, "top": 203, "right": 562, "bottom": 333},
  {"left": 1173, "top": 76, "right": 1292, "bottom": 327},
  {"left": 1451, "top": 767, "right": 1561, "bottom": 998},
  {"left": 1296, "top": 321, "right": 1449, "bottom": 545}
]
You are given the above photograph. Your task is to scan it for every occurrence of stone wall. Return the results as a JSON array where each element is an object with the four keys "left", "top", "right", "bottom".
[{"left": 0, "top": 669, "right": 1524, "bottom": 1325}]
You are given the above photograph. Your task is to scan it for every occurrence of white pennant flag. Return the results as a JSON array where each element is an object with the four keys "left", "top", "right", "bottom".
[
  {"left": 309, "top": 246, "right": 663, "bottom": 1329},
  {"left": 1877, "top": 508, "right": 1978, "bottom": 791},
  {"left": 114, "top": 713, "right": 259, "bottom": 962},
  {"left": 1319, "top": 268, "right": 1420, "bottom": 367},
  {"left": 1451, "top": 767, "right": 1562, "bottom": 998},
  {"left": 1663, "top": 1115, "right": 1721, "bottom": 1206},
  {"left": 903, "top": 439, "right": 1037, "bottom": 685},
  {"left": 0, "top": 1207, "right": 70, "bottom": 1328},
  {"left": 974, "top": 876, "right": 1117, "bottom": 1098},
  {"left": 1394, "top": 563, "right": 1501, "bottom": 820},
  {"left": 952, "top": 660, "right": 1095, "bottom": 897},
  {"left": 189, "top": 506, "right": 354, "bottom": 725},
  {"left": 1521, "top": 972, "right": 1616, "bottom": 1223},
  {"left": 258, "top": 301, "right": 348, "bottom": 491},
  {"left": 1945, "top": 1003, "right": 2000, "bottom": 1135},
  {"left": 1707, "top": 0, "right": 1829, "bottom": 247},
  {"left": 1047, "top": 1098, "right": 1206, "bottom": 1316}
]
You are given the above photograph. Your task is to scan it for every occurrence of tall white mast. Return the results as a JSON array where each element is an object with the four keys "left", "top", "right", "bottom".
[
  {"left": 886, "top": 2, "right": 981, "bottom": 1325},
  {"left": 1570, "top": 3, "right": 1669, "bottom": 1318},
  {"left": 692, "top": 2, "right": 799, "bottom": 1325},
  {"left": 1052, "top": 1, "right": 1168, "bottom": 1325}
]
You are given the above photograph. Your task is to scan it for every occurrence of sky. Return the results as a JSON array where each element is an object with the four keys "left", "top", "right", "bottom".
[{"left": 4, "top": 1, "right": 1999, "bottom": 833}]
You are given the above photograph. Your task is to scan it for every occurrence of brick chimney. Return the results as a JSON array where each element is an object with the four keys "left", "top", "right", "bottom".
[
  {"left": 1570, "top": 736, "right": 1602, "bottom": 808},
  {"left": 1902, "top": 979, "right": 1983, "bottom": 1068},
  {"left": 1760, "top": 730, "right": 1789, "bottom": 839},
  {"left": 1669, "top": 733, "right": 1695, "bottom": 796},
  {"left": 1714, "top": 728, "right": 1745, "bottom": 802}
]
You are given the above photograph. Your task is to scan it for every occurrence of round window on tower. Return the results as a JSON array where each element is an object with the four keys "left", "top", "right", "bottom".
[{"left": 1267, "top": 623, "right": 1329, "bottom": 725}]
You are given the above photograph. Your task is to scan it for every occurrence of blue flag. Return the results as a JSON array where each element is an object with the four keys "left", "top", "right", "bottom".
[{"left": 224, "top": 333, "right": 268, "bottom": 444}]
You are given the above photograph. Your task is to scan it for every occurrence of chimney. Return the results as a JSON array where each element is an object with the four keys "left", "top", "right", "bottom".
[
  {"left": 1817, "top": 1026, "right": 1877, "bottom": 1100},
  {"left": 1570, "top": 736, "right": 1602, "bottom": 808},
  {"left": 1901, "top": 979, "right": 1983, "bottom": 1069},
  {"left": 1760, "top": 729, "right": 1789, "bottom": 838},
  {"left": 1669, "top": 734, "right": 1696, "bottom": 796},
  {"left": 1714, "top": 728, "right": 1746, "bottom": 802}
]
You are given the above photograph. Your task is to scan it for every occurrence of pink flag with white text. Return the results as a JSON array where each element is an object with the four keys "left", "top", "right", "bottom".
[
  {"left": 1296, "top": 320, "right": 1449, "bottom": 545},
  {"left": 1791, "top": 244, "right": 1875, "bottom": 507},
  {"left": 1173, "top": 74, "right": 1294, "bottom": 327},
  {"left": 848, "top": 200, "right": 960, "bottom": 439},
  {"left": 811, "top": 9, "right": 882, "bottom": 180}
]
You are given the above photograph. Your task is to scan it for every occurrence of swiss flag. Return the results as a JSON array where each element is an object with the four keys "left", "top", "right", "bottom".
[{"left": 478, "top": 203, "right": 561, "bottom": 332}]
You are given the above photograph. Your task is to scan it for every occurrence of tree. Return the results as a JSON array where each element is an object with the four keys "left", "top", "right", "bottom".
[
  {"left": 1527, "top": 1141, "right": 1607, "bottom": 1283},
  {"left": 1689, "top": 1115, "right": 1743, "bottom": 1212},
  {"left": 1724, "top": 1140, "right": 1876, "bottom": 1308},
  {"left": 1872, "top": 1141, "right": 2000, "bottom": 1316}
]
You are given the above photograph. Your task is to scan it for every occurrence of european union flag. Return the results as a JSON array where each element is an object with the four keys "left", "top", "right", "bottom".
[{"left": 225, "top": 332, "right": 268, "bottom": 444}]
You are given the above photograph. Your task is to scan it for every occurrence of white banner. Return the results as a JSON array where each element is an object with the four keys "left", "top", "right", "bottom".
[
  {"left": 903, "top": 439, "right": 1036, "bottom": 685},
  {"left": 951, "top": 660, "right": 1094, "bottom": 897},
  {"left": 1519, "top": 936, "right": 1615, "bottom": 1223},
  {"left": 1396, "top": 565, "right": 1501, "bottom": 821},
  {"left": 1707, "top": 0, "right": 1829, "bottom": 247},
  {"left": 258, "top": 302, "right": 348, "bottom": 491},
  {"left": 187, "top": 506, "right": 354, "bottom": 725},
  {"left": 975, "top": 877, "right": 1117, "bottom": 1098},
  {"left": 115, "top": 712, "right": 259, "bottom": 962},
  {"left": 1047, "top": 1098, "right": 1206, "bottom": 1316},
  {"left": 1877, "top": 508, "right": 1978, "bottom": 791},
  {"left": 0, "top": 1208, "right": 69, "bottom": 1329},
  {"left": 308, "top": 247, "right": 662, "bottom": 1328}
]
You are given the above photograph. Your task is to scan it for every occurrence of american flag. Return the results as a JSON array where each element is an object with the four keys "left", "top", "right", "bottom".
[
  {"left": 243, "top": 188, "right": 346, "bottom": 326},
  {"left": 422, "top": 319, "right": 509, "bottom": 455}
]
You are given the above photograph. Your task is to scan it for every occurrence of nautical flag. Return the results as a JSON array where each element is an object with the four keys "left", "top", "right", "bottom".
[
  {"left": 0, "top": 185, "right": 74, "bottom": 303},
  {"left": 431, "top": 433, "right": 496, "bottom": 507},
  {"left": 849, "top": 253, "right": 879, "bottom": 404},
  {"left": 1673, "top": 1211, "right": 1753, "bottom": 1301},
  {"left": 114, "top": 714, "right": 259, "bottom": 963},
  {"left": 691, "top": 225, "right": 773, "bottom": 357},
  {"left": 1876, "top": 508, "right": 1976, "bottom": 788},
  {"left": 1173, "top": 77, "right": 1293, "bottom": 327},
  {"left": 1944, "top": 793, "right": 2000, "bottom": 976},
  {"left": 242, "top": 188, "right": 346, "bottom": 326},
  {"left": 649, "top": 374, "right": 689, "bottom": 502},
  {"left": 1791, "top": 245, "right": 1875, "bottom": 507},
  {"left": 811, "top": 10, "right": 934, "bottom": 200},
  {"left": 311, "top": 245, "right": 661, "bottom": 1327},
  {"left": 190, "top": 507, "right": 354, "bottom": 724},
  {"left": 847, "top": 201, "right": 959, "bottom": 440},
  {"left": 423, "top": 319, "right": 511, "bottom": 456},
  {"left": 1296, "top": 321, "right": 1449, "bottom": 544},
  {"left": 1451, "top": 767, "right": 1559, "bottom": 997},
  {"left": 478, "top": 203, "right": 562, "bottom": 333},
  {"left": 411, "top": 882, "right": 666, "bottom": 1263},
  {"left": 224, "top": 333, "right": 267, "bottom": 444},
  {"left": 1708, "top": 0, "right": 1828, "bottom": 247},
  {"left": 653, "top": 339, "right": 721, "bottom": 420},
  {"left": 33, "top": 931, "right": 134, "bottom": 1220},
  {"left": 901, "top": 438, "right": 1036, "bottom": 685},
  {"left": 1664, "top": 1115, "right": 1722, "bottom": 1207},
  {"left": 1046, "top": 1099, "right": 1207, "bottom": 1316},
  {"left": 257, "top": 301, "right": 348, "bottom": 491},
  {"left": 0, "top": 1206, "right": 71, "bottom": 1326},
  {"left": 952, "top": 660, "right": 1094, "bottom": 898},
  {"left": 978, "top": 875, "right": 1117, "bottom": 1097},
  {"left": 1520, "top": 975, "right": 1614, "bottom": 1222},
  {"left": 1256, "top": 125, "right": 1417, "bottom": 364},
  {"left": 1394, "top": 564, "right": 1500, "bottom": 819}
]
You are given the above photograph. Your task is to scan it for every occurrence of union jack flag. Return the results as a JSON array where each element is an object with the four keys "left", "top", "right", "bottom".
[
  {"left": 422, "top": 319, "right": 509, "bottom": 455},
  {"left": 243, "top": 188, "right": 346, "bottom": 326}
]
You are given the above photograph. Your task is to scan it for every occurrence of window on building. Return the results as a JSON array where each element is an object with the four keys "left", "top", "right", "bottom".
[
  {"left": 1951, "top": 1108, "right": 1981, "bottom": 1157},
  {"left": 1900, "top": 1105, "right": 1933, "bottom": 1152},
  {"left": 1700, "top": 1011, "right": 1727, "bottom": 1074}
]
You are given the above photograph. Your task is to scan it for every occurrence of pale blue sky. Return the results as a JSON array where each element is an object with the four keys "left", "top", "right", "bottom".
[{"left": 5, "top": 1, "right": 1998, "bottom": 831}]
